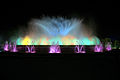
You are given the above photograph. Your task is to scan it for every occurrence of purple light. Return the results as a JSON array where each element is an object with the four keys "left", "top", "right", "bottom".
[
  {"left": 4, "top": 41, "right": 9, "bottom": 51},
  {"left": 26, "top": 45, "right": 36, "bottom": 53},
  {"left": 75, "top": 45, "right": 86, "bottom": 53},
  {"left": 31, "top": 51, "right": 36, "bottom": 53},
  {"left": 26, "top": 45, "right": 31, "bottom": 53},
  {"left": 12, "top": 48, "right": 18, "bottom": 52},
  {"left": 106, "top": 42, "right": 112, "bottom": 51},
  {"left": 31, "top": 45, "right": 36, "bottom": 53},
  {"left": 94, "top": 44, "right": 103, "bottom": 52},
  {"left": 11, "top": 42, "right": 18, "bottom": 52},
  {"left": 49, "top": 45, "right": 61, "bottom": 53},
  {"left": 9, "top": 42, "right": 12, "bottom": 50}
]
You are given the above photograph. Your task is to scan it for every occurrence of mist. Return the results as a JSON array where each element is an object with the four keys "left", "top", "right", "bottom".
[{"left": 10, "top": 16, "right": 100, "bottom": 45}]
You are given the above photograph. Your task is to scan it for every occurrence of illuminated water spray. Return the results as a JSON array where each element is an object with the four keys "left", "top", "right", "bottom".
[
  {"left": 35, "top": 17, "right": 80, "bottom": 36},
  {"left": 4, "top": 41, "right": 9, "bottom": 51},
  {"left": 49, "top": 41, "right": 61, "bottom": 53},
  {"left": 9, "top": 42, "right": 12, "bottom": 50},
  {"left": 94, "top": 43, "right": 103, "bottom": 52},
  {"left": 11, "top": 42, "right": 18, "bottom": 52},
  {"left": 26, "top": 41, "right": 36, "bottom": 53},
  {"left": 105, "top": 42, "right": 112, "bottom": 51},
  {"left": 26, "top": 45, "right": 31, "bottom": 53},
  {"left": 74, "top": 41, "right": 86, "bottom": 53},
  {"left": 30, "top": 41, "right": 36, "bottom": 53},
  {"left": 14, "top": 17, "right": 100, "bottom": 45}
]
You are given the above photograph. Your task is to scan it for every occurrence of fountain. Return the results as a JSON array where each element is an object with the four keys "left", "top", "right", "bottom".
[
  {"left": 26, "top": 41, "right": 31, "bottom": 53},
  {"left": 4, "top": 41, "right": 9, "bottom": 51},
  {"left": 30, "top": 45, "right": 36, "bottom": 53},
  {"left": 30, "top": 41, "right": 36, "bottom": 53},
  {"left": 105, "top": 42, "right": 112, "bottom": 51},
  {"left": 14, "top": 17, "right": 100, "bottom": 45},
  {"left": 94, "top": 43, "right": 103, "bottom": 52},
  {"left": 26, "top": 41, "right": 36, "bottom": 53},
  {"left": 26, "top": 45, "right": 31, "bottom": 53},
  {"left": 11, "top": 42, "right": 18, "bottom": 52},
  {"left": 49, "top": 41, "right": 61, "bottom": 53},
  {"left": 9, "top": 42, "right": 12, "bottom": 51},
  {"left": 75, "top": 45, "right": 86, "bottom": 53},
  {"left": 74, "top": 41, "right": 86, "bottom": 53}
]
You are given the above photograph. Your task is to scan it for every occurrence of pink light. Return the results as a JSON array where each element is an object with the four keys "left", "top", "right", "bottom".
[
  {"left": 75, "top": 45, "right": 86, "bottom": 53},
  {"left": 94, "top": 44, "right": 103, "bottom": 52},
  {"left": 80, "top": 51, "right": 86, "bottom": 53},
  {"left": 49, "top": 45, "right": 61, "bottom": 53},
  {"left": 9, "top": 42, "right": 12, "bottom": 50},
  {"left": 12, "top": 47, "right": 18, "bottom": 52},
  {"left": 106, "top": 42, "right": 112, "bottom": 51},
  {"left": 26, "top": 45, "right": 36, "bottom": 53},
  {"left": 4, "top": 46, "right": 9, "bottom": 51},
  {"left": 31, "top": 45, "right": 36, "bottom": 53},
  {"left": 12, "top": 42, "right": 18, "bottom": 52},
  {"left": 26, "top": 46, "right": 31, "bottom": 53},
  {"left": 4, "top": 41, "right": 9, "bottom": 51},
  {"left": 31, "top": 51, "right": 36, "bottom": 53},
  {"left": 106, "top": 46, "right": 111, "bottom": 51}
]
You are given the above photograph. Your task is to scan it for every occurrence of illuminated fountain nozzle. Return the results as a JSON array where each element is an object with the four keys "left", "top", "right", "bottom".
[
  {"left": 105, "top": 42, "right": 112, "bottom": 51},
  {"left": 26, "top": 45, "right": 36, "bottom": 53},
  {"left": 75, "top": 41, "right": 86, "bottom": 53},
  {"left": 49, "top": 42, "right": 61, "bottom": 53},
  {"left": 26, "top": 41, "right": 36, "bottom": 53},
  {"left": 75, "top": 45, "right": 86, "bottom": 53},
  {"left": 4, "top": 41, "right": 9, "bottom": 51},
  {"left": 31, "top": 45, "right": 36, "bottom": 53},
  {"left": 4, "top": 41, "right": 18, "bottom": 52},
  {"left": 94, "top": 43, "right": 103, "bottom": 52},
  {"left": 11, "top": 42, "right": 18, "bottom": 52}
]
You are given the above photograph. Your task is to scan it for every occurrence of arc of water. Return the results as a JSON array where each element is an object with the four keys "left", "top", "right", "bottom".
[
  {"left": 31, "top": 45, "right": 36, "bottom": 53},
  {"left": 80, "top": 45, "right": 83, "bottom": 52},
  {"left": 26, "top": 45, "right": 31, "bottom": 53},
  {"left": 75, "top": 41, "right": 80, "bottom": 53},
  {"left": 75, "top": 41, "right": 85, "bottom": 53},
  {"left": 75, "top": 45, "right": 79, "bottom": 53},
  {"left": 80, "top": 40, "right": 86, "bottom": 53}
]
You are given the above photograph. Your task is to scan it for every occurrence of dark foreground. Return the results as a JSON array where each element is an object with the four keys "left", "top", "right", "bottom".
[{"left": 0, "top": 50, "right": 119, "bottom": 80}]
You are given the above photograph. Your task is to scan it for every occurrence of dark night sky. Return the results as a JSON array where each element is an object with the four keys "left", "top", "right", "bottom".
[{"left": 0, "top": 1, "right": 119, "bottom": 41}]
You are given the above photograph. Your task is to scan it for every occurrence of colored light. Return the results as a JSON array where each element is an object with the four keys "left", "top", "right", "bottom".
[
  {"left": 49, "top": 44, "right": 61, "bottom": 53},
  {"left": 22, "top": 36, "right": 31, "bottom": 45},
  {"left": 12, "top": 17, "right": 100, "bottom": 45},
  {"left": 75, "top": 45, "right": 86, "bottom": 53},
  {"left": 4, "top": 41, "right": 9, "bottom": 51}
]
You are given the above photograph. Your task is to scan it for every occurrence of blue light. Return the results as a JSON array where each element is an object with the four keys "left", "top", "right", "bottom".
[{"left": 35, "top": 17, "right": 81, "bottom": 36}]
